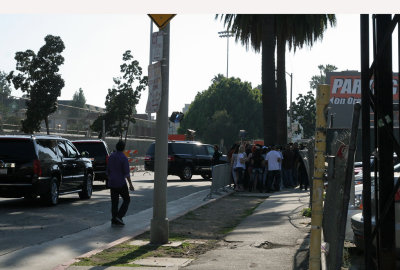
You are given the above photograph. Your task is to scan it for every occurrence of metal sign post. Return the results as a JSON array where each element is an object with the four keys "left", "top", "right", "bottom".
[{"left": 149, "top": 15, "right": 173, "bottom": 244}]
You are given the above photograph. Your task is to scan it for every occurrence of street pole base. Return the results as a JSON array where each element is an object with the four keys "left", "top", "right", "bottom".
[{"left": 150, "top": 218, "right": 169, "bottom": 244}]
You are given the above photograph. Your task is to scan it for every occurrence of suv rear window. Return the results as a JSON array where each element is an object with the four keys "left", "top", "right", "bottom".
[
  {"left": 171, "top": 144, "right": 194, "bottom": 155},
  {"left": 194, "top": 144, "right": 208, "bottom": 155},
  {"left": 0, "top": 139, "right": 36, "bottom": 160},
  {"left": 146, "top": 143, "right": 193, "bottom": 155},
  {"left": 37, "top": 139, "right": 59, "bottom": 160},
  {"left": 74, "top": 142, "right": 107, "bottom": 157}
]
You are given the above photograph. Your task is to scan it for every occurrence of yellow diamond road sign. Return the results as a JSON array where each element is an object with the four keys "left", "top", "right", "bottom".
[{"left": 148, "top": 14, "right": 176, "bottom": 29}]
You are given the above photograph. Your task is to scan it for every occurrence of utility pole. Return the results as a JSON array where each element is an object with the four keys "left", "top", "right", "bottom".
[
  {"left": 150, "top": 23, "right": 170, "bottom": 244},
  {"left": 218, "top": 30, "right": 234, "bottom": 78},
  {"left": 309, "top": 84, "right": 329, "bottom": 270},
  {"left": 375, "top": 14, "right": 396, "bottom": 269},
  {"left": 286, "top": 72, "right": 293, "bottom": 142},
  {"left": 147, "top": 20, "right": 153, "bottom": 121},
  {"left": 360, "top": 14, "right": 373, "bottom": 270}
]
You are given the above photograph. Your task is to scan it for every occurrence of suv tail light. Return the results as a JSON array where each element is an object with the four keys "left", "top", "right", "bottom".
[
  {"left": 105, "top": 155, "right": 109, "bottom": 165},
  {"left": 33, "top": 159, "right": 42, "bottom": 177},
  {"left": 168, "top": 155, "right": 175, "bottom": 162},
  {"left": 395, "top": 188, "right": 400, "bottom": 202},
  {"left": 144, "top": 155, "right": 151, "bottom": 161}
]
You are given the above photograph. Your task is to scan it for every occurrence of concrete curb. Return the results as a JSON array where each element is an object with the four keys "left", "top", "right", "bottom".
[{"left": 55, "top": 189, "right": 235, "bottom": 270}]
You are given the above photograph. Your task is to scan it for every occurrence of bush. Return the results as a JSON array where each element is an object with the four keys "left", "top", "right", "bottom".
[{"left": 301, "top": 207, "right": 311, "bottom": 217}]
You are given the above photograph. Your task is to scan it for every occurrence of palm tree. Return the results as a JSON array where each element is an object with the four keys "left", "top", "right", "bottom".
[
  {"left": 275, "top": 15, "right": 336, "bottom": 144},
  {"left": 217, "top": 14, "right": 336, "bottom": 145}
]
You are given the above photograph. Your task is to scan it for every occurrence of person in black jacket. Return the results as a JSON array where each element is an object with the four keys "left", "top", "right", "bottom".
[
  {"left": 292, "top": 142, "right": 301, "bottom": 187},
  {"left": 249, "top": 146, "right": 264, "bottom": 192},
  {"left": 212, "top": 145, "right": 222, "bottom": 166}
]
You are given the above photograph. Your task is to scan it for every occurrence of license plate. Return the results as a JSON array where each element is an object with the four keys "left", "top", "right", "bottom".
[{"left": 0, "top": 169, "right": 7, "bottom": 175}]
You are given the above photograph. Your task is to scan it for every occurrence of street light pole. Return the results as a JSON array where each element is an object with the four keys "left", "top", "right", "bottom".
[
  {"left": 147, "top": 20, "right": 153, "bottom": 121},
  {"left": 218, "top": 30, "right": 234, "bottom": 78},
  {"left": 285, "top": 72, "right": 293, "bottom": 142}
]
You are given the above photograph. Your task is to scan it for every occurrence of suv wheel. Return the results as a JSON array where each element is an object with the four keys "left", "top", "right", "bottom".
[
  {"left": 201, "top": 173, "right": 211, "bottom": 180},
  {"left": 79, "top": 174, "right": 93, "bottom": 199},
  {"left": 41, "top": 177, "right": 59, "bottom": 206},
  {"left": 180, "top": 166, "right": 193, "bottom": 181}
]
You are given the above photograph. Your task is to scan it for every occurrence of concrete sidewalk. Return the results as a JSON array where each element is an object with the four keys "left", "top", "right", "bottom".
[
  {"left": 183, "top": 190, "right": 310, "bottom": 270},
  {"left": 67, "top": 189, "right": 311, "bottom": 270}
]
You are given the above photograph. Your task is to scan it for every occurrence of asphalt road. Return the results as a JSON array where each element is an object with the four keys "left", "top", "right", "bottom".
[{"left": 0, "top": 172, "right": 211, "bottom": 257}]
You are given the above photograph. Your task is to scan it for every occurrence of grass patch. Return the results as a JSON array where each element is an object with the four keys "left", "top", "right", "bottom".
[
  {"left": 75, "top": 243, "right": 159, "bottom": 267},
  {"left": 73, "top": 195, "right": 266, "bottom": 267},
  {"left": 184, "top": 211, "right": 201, "bottom": 220},
  {"left": 301, "top": 207, "right": 312, "bottom": 217},
  {"left": 74, "top": 240, "right": 210, "bottom": 267}
]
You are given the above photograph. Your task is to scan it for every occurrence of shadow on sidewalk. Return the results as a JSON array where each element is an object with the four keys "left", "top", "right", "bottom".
[{"left": 292, "top": 232, "right": 310, "bottom": 270}]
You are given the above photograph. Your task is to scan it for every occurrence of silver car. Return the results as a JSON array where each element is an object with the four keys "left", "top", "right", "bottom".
[{"left": 351, "top": 174, "right": 400, "bottom": 255}]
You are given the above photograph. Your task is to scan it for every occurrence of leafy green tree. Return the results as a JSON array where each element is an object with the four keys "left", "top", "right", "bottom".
[
  {"left": 7, "top": 35, "right": 65, "bottom": 134},
  {"left": 310, "top": 64, "right": 338, "bottom": 90},
  {"left": 71, "top": 88, "right": 86, "bottom": 108},
  {"left": 202, "top": 110, "right": 236, "bottom": 147},
  {"left": 290, "top": 64, "right": 337, "bottom": 138},
  {"left": 0, "top": 71, "right": 12, "bottom": 98},
  {"left": 291, "top": 91, "right": 316, "bottom": 139},
  {"left": 91, "top": 50, "right": 147, "bottom": 141},
  {"left": 178, "top": 75, "right": 262, "bottom": 147},
  {"left": 69, "top": 88, "right": 87, "bottom": 118},
  {"left": 0, "top": 71, "right": 12, "bottom": 116}
]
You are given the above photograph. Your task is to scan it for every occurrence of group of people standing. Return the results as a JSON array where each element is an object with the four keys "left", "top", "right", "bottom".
[{"left": 227, "top": 142, "right": 309, "bottom": 193}]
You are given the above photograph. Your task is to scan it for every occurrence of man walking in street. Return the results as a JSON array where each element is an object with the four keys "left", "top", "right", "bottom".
[{"left": 106, "top": 140, "right": 135, "bottom": 226}]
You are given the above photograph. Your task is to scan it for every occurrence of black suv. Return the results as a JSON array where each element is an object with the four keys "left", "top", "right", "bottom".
[
  {"left": 144, "top": 141, "right": 226, "bottom": 180},
  {"left": 72, "top": 139, "right": 110, "bottom": 184},
  {"left": 0, "top": 135, "right": 94, "bottom": 205}
]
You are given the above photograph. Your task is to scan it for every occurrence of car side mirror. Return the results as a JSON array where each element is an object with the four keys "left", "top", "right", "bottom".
[{"left": 81, "top": 151, "right": 89, "bottom": 157}]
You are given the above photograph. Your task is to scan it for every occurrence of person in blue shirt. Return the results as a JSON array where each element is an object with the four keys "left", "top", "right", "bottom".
[{"left": 106, "top": 140, "right": 134, "bottom": 226}]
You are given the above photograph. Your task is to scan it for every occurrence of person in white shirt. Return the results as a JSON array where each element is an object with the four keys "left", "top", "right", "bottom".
[
  {"left": 234, "top": 145, "right": 247, "bottom": 191},
  {"left": 265, "top": 145, "right": 282, "bottom": 192}
]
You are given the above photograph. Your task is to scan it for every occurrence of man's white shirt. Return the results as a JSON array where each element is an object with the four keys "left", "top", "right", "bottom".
[{"left": 266, "top": 150, "right": 282, "bottom": 171}]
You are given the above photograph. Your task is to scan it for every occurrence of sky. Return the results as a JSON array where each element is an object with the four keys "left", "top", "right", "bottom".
[{"left": 0, "top": 4, "right": 399, "bottom": 116}]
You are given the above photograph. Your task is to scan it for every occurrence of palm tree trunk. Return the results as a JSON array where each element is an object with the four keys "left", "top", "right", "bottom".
[
  {"left": 276, "top": 36, "right": 288, "bottom": 145},
  {"left": 261, "top": 15, "right": 276, "bottom": 146},
  {"left": 119, "top": 120, "right": 123, "bottom": 140},
  {"left": 45, "top": 116, "right": 50, "bottom": 135}
]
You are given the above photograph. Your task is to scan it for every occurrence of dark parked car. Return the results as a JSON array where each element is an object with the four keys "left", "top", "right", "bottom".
[
  {"left": 144, "top": 141, "right": 227, "bottom": 180},
  {"left": 0, "top": 135, "right": 94, "bottom": 205},
  {"left": 72, "top": 139, "right": 110, "bottom": 183}
]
